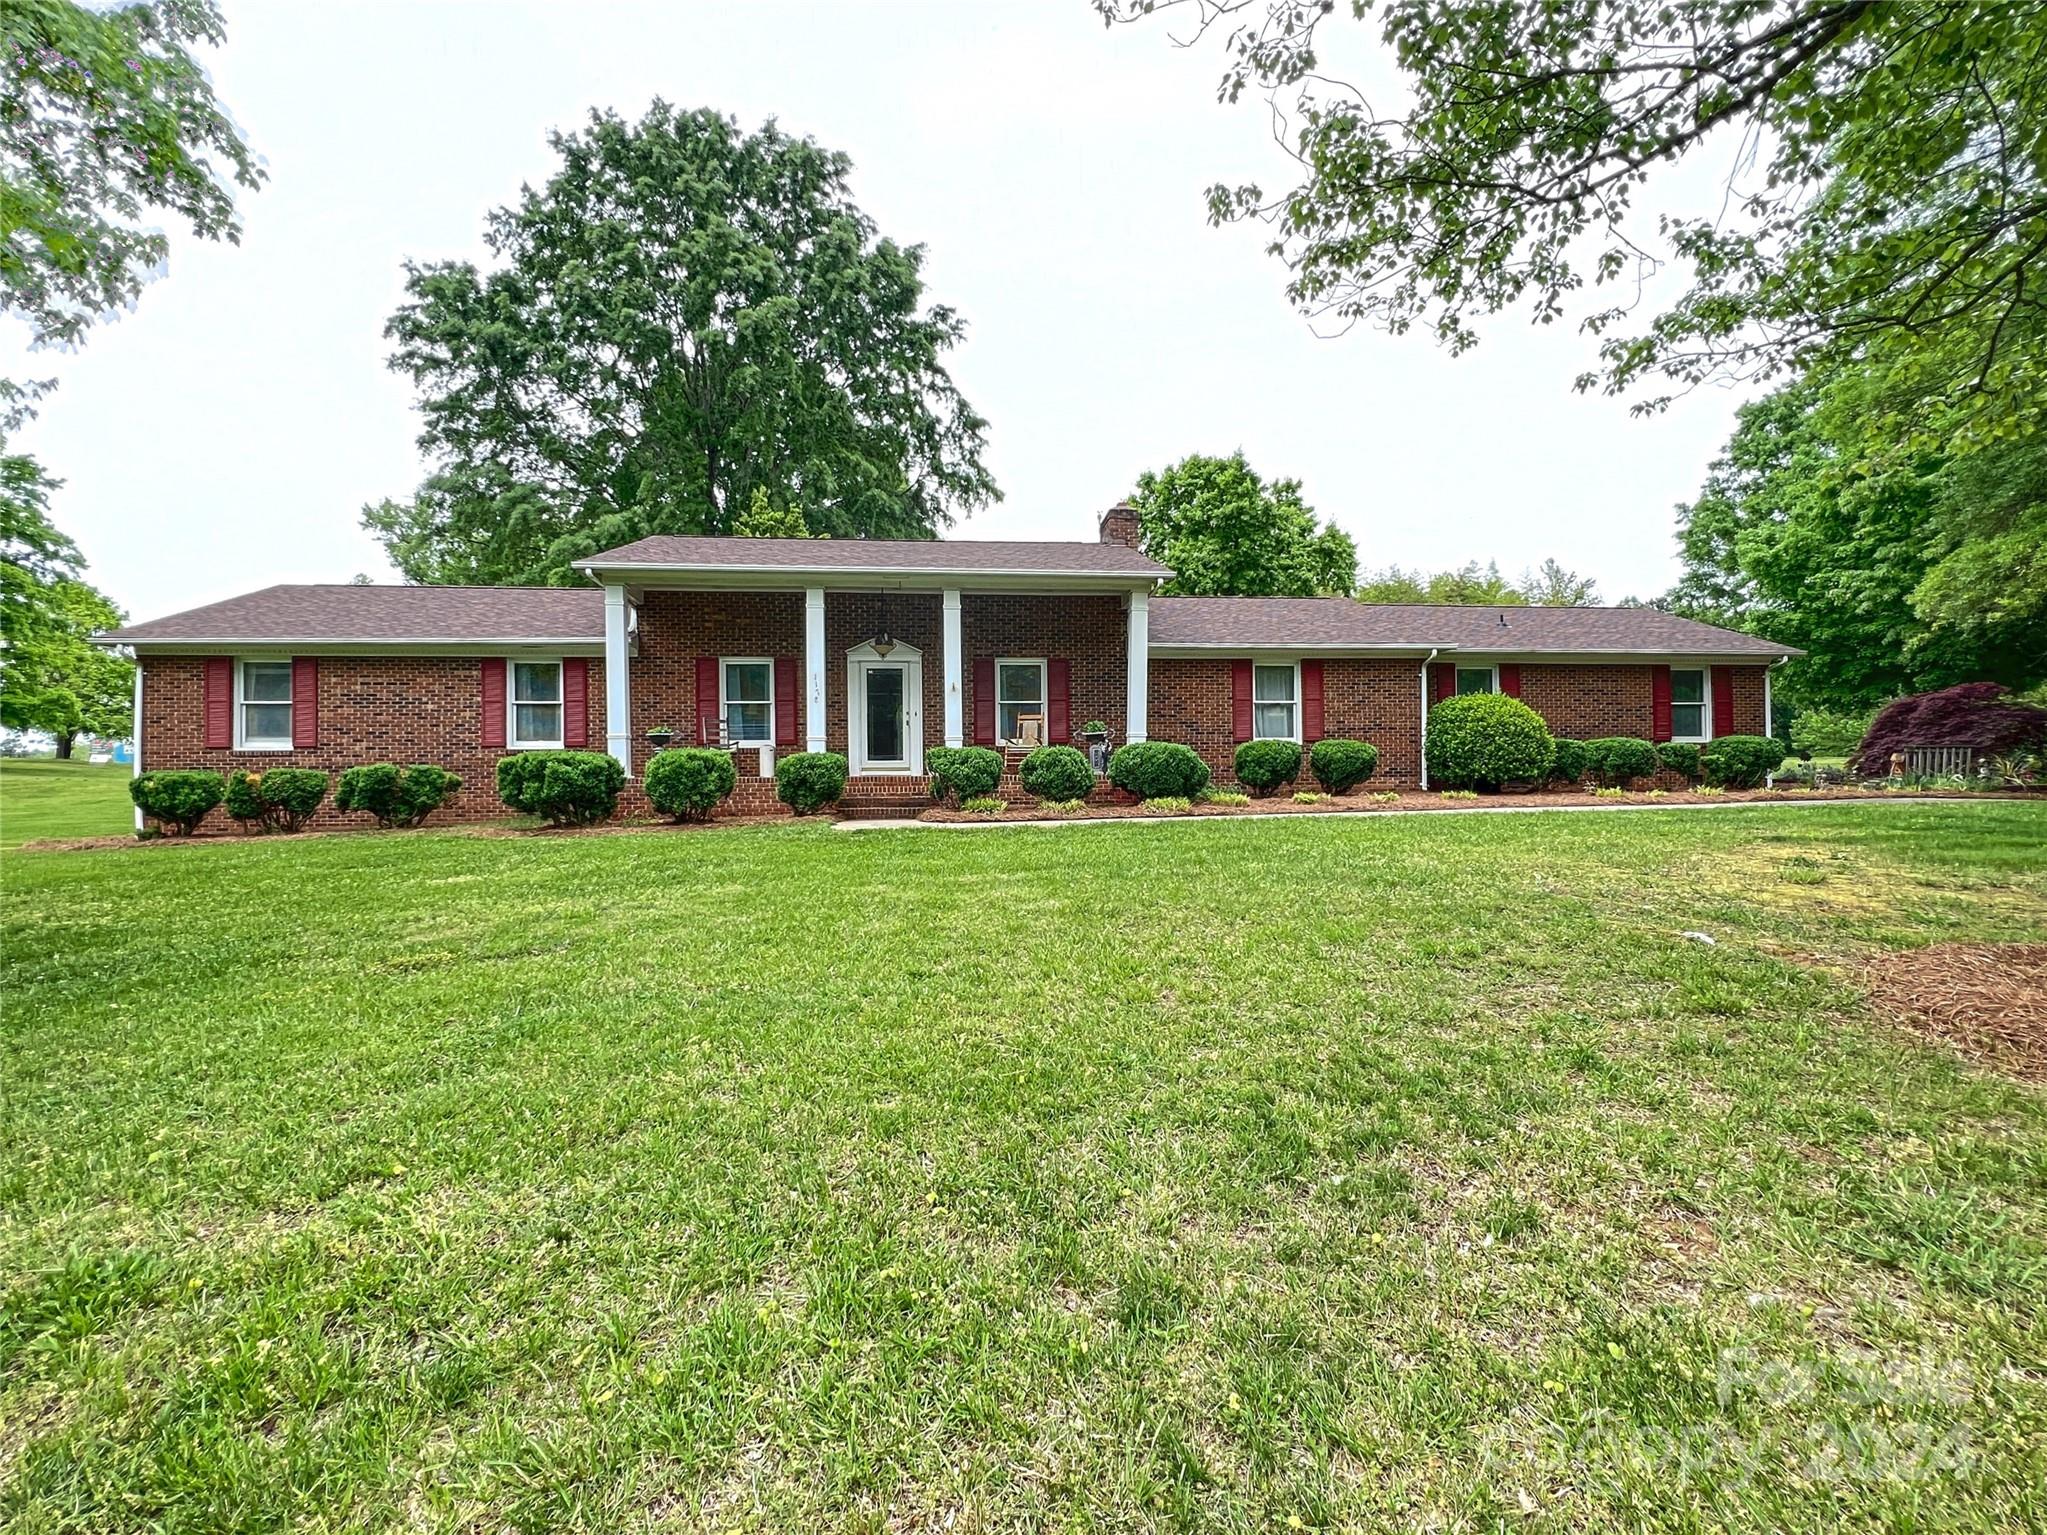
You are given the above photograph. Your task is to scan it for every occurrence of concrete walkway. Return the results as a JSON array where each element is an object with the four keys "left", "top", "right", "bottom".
[{"left": 832, "top": 795, "right": 2009, "bottom": 832}]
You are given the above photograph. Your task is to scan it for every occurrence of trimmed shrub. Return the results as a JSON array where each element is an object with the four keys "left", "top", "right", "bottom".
[
  {"left": 1655, "top": 741, "right": 1701, "bottom": 785},
  {"left": 1582, "top": 736, "right": 1660, "bottom": 787},
  {"left": 1788, "top": 705, "right": 1872, "bottom": 759},
  {"left": 1309, "top": 738, "right": 1378, "bottom": 794},
  {"left": 495, "top": 749, "right": 624, "bottom": 826},
  {"left": 1108, "top": 740, "right": 1210, "bottom": 801},
  {"left": 225, "top": 768, "right": 328, "bottom": 833},
  {"left": 1234, "top": 738, "right": 1302, "bottom": 796},
  {"left": 1701, "top": 734, "right": 1787, "bottom": 789},
  {"left": 334, "top": 763, "right": 463, "bottom": 828},
  {"left": 775, "top": 751, "right": 848, "bottom": 814},
  {"left": 926, "top": 745, "right": 1003, "bottom": 802},
  {"left": 644, "top": 747, "right": 737, "bottom": 821},
  {"left": 1019, "top": 744, "right": 1094, "bottom": 802},
  {"left": 1849, "top": 682, "right": 2047, "bottom": 775},
  {"left": 1425, "top": 693, "right": 1555, "bottom": 790},
  {"left": 1549, "top": 739, "right": 1588, "bottom": 786},
  {"left": 129, "top": 770, "right": 225, "bottom": 836}
]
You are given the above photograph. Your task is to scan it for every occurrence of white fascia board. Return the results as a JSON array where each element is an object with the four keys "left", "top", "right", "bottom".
[
  {"left": 105, "top": 636, "right": 612, "bottom": 656},
  {"left": 573, "top": 563, "right": 1162, "bottom": 593},
  {"left": 1147, "top": 643, "right": 1453, "bottom": 658}
]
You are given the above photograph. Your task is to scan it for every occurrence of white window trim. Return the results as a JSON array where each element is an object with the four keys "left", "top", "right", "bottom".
[
  {"left": 1251, "top": 659, "right": 1302, "bottom": 743},
  {"left": 720, "top": 656, "right": 776, "bottom": 747},
  {"left": 994, "top": 656, "right": 1048, "bottom": 746},
  {"left": 507, "top": 656, "right": 566, "bottom": 751},
  {"left": 1454, "top": 664, "right": 1500, "bottom": 696},
  {"left": 235, "top": 658, "right": 294, "bottom": 752},
  {"left": 1669, "top": 666, "right": 1711, "bottom": 744}
]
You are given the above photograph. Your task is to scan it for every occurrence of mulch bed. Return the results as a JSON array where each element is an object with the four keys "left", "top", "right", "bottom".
[{"left": 1862, "top": 944, "right": 2047, "bottom": 1082}]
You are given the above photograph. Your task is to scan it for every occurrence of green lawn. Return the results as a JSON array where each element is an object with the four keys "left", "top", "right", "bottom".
[
  {"left": 0, "top": 757, "right": 133, "bottom": 849},
  {"left": 4, "top": 805, "right": 2045, "bottom": 1531}
]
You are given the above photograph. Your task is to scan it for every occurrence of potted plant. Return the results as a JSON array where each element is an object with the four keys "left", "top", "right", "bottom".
[
  {"left": 1080, "top": 719, "right": 1111, "bottom": 772},
  {"left": 645, "top": 724, "right": 676, "bottom": 751},
  {"left": 1079, "top": 719, "right": 1109, "bottom": 744}
]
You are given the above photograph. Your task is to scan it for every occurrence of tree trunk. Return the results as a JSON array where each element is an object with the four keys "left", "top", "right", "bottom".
[{"left": 54, "top": 732, "right": 75, "bottom": 760}]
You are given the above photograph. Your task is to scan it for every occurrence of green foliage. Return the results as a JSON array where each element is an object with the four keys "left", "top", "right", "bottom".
[
  {"left": 926, "top": 745, "right": 1003, "bottom": 802},
  {"left": 1581, "top": 737, "right": 1660, "bottom": 788},
  {"left": 1355, "top": 558, "right": 1597, "bottom": 606},
  {"left": 128, "top": 770, "right": 223, "bottom": 836},
  {"left": 1290, "top": 790, "right": 1326, "bottom": 804},
  {"left": 644, "top": 747, "right": 737, "bottom": 822},
  {"left": 222, "top": 768, "right": 327, "bottom": 834},
  {"left": 1202, "top": 789, "right": 1251, "bottom": 806},
  {"left": 1041, "top": 798, "right": 1090, "bottom": 815},
  {"left": 0, "top": 570, "right": 130, "bottom": 756},
  {"left": 959, "top": 796, "right": 1007, "bottom": 815},
  {"left": 1108, "top": 740, "right": 1210, "bottom": 801},
  {"left": 732, "top": 488, "right": 820, "bottom": 539},
  {"left": 1549, "top": 739, "right": 1588, "bottom": 785},
  {"left": 1425, "top": 694, "right": 1554, "bottom": 790},
  {"left": 1654, "top": 742, "right": 1701, "bottom": 785},
  {"left": 495, "top": 750, "right": 624, "bottom": 826},
  {"left": 1790, "top": 704, "right": 1876, "bottom": 759},
  {"left": 1233, "top": 738, "right": 1302, "bottom": 795},
  {"left": 1308, "top": 737, "right": 1378, "bottom": 793},
  {"left": 1139, "top": 795, "right": 1193, "bottom": 815},
  {"left": 1018, "top": 745, "right": 1093, "bottom": 803},
  {"left": 774, "top": 752, "right": 848, "bottom": 815},
  {"left": 1129, "top": 452, "right": 1354, "bottom": 596},
  {"left": 333, "top": 764, "right": 464, "bottom": 829},
  {"left": 366, "top": 104, "right": 995, "bottom": 585},
  {"left": 1701, "top": 735, "right": 1787, "bottom": 790}
]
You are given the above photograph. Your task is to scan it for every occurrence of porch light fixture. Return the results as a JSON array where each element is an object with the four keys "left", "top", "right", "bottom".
[{"left": 869, "top": 589, "right": 896, "bottom": 657}]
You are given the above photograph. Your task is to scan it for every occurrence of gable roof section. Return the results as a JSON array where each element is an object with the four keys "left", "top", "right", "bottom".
[
  {"left": 574, "top": 535, "right": 1169, "bottom": 579},
  {"left": 102, "top": 584, "right": 606, "bottom": 647},
  {"left": 1148, "top": 597, "right": 1800, "bottom": 657}
]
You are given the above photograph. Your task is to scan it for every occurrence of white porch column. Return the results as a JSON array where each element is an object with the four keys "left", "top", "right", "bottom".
[
  {"left": 1125, "top": 589, "right": 1149, "bottom": 743},
  {"left": 131, "top": 661, "right": 144, "bottom": 832},
  {"left": 942, "top": 587, "right": 964, "bottom": 748},
  {"left": 805, "top": 586, "right": 827, "bottom": 752},
  {"left": 603, "top": 583, "right": 633, "bottom": 773}
]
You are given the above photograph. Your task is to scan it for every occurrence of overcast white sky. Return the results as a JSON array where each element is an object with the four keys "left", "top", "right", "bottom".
[{"left": 11, "top": 1, "right": 1756, "bottom": 624}]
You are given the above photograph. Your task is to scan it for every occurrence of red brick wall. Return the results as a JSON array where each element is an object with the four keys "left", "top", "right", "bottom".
[
  {"left": 1150, "top": 657, "right": 1425, "bottom": 788},
  {"left": 1518, "top": 663, "right": 1767, "bottom": 740},
  {"left": 962, "top": 593, "right": 1127, "bottom": 746}
]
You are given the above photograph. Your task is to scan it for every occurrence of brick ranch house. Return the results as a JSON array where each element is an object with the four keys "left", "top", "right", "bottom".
[{"left": 102, "top": 505, "right": 1799, "bottom": 822}]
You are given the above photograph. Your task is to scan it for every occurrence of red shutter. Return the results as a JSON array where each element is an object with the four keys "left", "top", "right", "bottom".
[
  {"left": 774, "top": 657, "right": 798, "bottom": 748},
  {"left": 695, "top": 657, "right": 720, "bottom": 744},
  {"left": 480, "top": 658, "right": 507, "bottom": 749},
  {"left": 1711, "top": 666, "right": 1735, "bottom": 739},
  {"left": 203, "top": 658, "right": 232, "bottom": 748},
  {"left": 291, "top": 657, "right": 319, "bottom": 749},
  {"left": 1498, "top": 663, "right": 1521, "bottom": 699},
  {"left": 1301, "top": 659, "right": 1324, "bottom": 742},
  {"left": 1230, "top": 659, "right": 1254, "bottom": 743},
  {"left": 1046, "top": 658, "right": 1072, "bottom": 744},
  {"left": 1431, "top": 662, "right": 1456, "bottom": 705},
  {"left": 1651, "top": 664, "right": 1673, "bottom": 742},
  {"left": 562, "top": 658, "right": 589, "bottom": 747},
  {"left": 972, "top": 657, "right": 996, "bottom": 745}
]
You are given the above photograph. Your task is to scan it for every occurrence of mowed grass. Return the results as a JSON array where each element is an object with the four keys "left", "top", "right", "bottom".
[
  {"left": 4, "top": 804, "right": 2046, "bottom": 1532},
  {"left": 0, "top": 758, "right": 133, "bottom": 849}
]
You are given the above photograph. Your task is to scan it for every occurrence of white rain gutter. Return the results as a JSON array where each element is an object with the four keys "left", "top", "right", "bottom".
[{"left": 1418, "top": 647, "right": 1439, "bottom": 790}]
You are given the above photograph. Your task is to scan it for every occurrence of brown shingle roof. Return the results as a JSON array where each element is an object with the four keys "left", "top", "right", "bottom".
[
  {"left": 103, "top": 584, "right": 605, "bottom": 644},
  {"left": 1148, "top": 597, "right": 1800, "bottom": 657},
  {"left": 576, "top": 535, "right": 1169, "bottom": 577}
]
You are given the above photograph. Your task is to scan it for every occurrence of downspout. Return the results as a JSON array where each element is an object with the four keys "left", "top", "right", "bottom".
[
  {"left": 1418, "top": 648, "right": 1439, "bottom": 790},
  {"left": 1763, "top": 653, "right": 1789, "bottom": 786},
  {"left": 130, "top": 657, "right": 143, "bottom": 833}
]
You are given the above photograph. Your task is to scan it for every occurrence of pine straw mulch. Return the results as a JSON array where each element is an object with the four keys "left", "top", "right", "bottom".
[{"left": 1861, "top": 943, "right": 2047, "bottom": 1082}]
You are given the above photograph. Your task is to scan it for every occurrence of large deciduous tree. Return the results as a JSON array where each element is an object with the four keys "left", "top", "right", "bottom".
[
  {"left": 1129, "top": 452, "right": 1356, "bottom": 596},
  {"left": 1100, "top": 1, "right": 2047, "bottom": 448},
  {"left": 367, "top": 104, "right": 998, "bottom": 586}
]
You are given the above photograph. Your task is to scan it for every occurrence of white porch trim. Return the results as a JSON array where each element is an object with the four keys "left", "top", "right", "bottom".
[
  {"left": 1125, "top": 590, "right": 1149, "bottom": 743},
  {"left": 942, "top": 587, "right": 964, "bottom": 749},
  {"left": 602, "top": 584, "right": 632, "bottom": 773},
  {"left": 846, "top": 640, "right": 924, "bottom": 775},
  {"left": 805, "top": 587, "right": 827, "bottom": 752}
]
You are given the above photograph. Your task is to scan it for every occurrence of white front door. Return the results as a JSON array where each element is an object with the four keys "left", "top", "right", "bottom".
[{"left": 847, "top": 643, "right": 923, "bottom": 774}]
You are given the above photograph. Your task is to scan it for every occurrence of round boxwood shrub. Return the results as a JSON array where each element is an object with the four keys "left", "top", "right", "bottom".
[
  {"left": 1234, "top": 738, "right": 1303, "bottom": 796},
  {"left": 1549, "top": 738, "right": 1589, "bottom": 786},
  {"left": 1019, "top": 744, "right": 1094, "bottom": 802},
  {"left": 1701, "top": 734, "right": 1787, "bottom": 789},
  {"left": 775, "top": 751, "right": 849, "bottom": 814},
  {"left": 130, "top": 770, "right": 226, "bottom": 836},
  {"left": 925, "top": 745, "right": 1003, "bottom": 802},
  {"left": 225, "top": 767, "right": 328, "bottom": 833},
  {"left": 1108, "top": 740, "right": 1210, "bottom": 801},
  {"left": 1425, "top": 693, "right": 1555, "bottom": 790},
  {"left": 1309, "top": 738, "right": 1378, "bottom": 794},
  {"left": 495, "top": 749, "right": 624, "bottom": 826},
  {"left": 644, "top": 747, "right": 737, "bottom": 821},
  {"left": 1655, "top": 741, "right": 1702, "bottom": 785},
  {"left": 1582, "top": 736, "right": 1660, "bottom": 787},
  {"left": 334, "top": 763, "right": 463, "bottom": 828}
]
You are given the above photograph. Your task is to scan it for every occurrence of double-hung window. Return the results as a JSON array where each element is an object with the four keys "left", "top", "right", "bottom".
[
  {"left": 1670, "top": 668, "right": 1708, "bottom": 741},
  {"left": 511, "top": 660, "right": 564, "bottom": 749},
  {"left": 722, "top": 659, "right": 773, "bottom": 745},
  {"left": 239, "top": 661, "right": 293, "bottom": 749},
  {"left": 996, "top": 659, "right": 1047, "bottom": 744},
  {"left": 1455, "top": 666, "right": 1498, "bottom": 696},
  {"left": 1252, "top": 663, "right": 1298, "bottom": 740}
]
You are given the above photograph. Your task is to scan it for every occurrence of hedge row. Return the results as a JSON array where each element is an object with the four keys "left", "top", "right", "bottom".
[
  {"left": 131, "top": 764, "right": 465, "bottom": 836},
  {"left": 1547, "top": 734, "right": 1784, "bottom": 789}
]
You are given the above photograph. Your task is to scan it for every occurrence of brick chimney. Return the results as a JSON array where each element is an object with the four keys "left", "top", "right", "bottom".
[{"left": 1098, "top": 501, "right": 1141, "bottom": 548}]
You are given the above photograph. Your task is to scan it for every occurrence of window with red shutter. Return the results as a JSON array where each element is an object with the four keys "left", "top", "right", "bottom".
[
  {"left": 1046, "top": 659, "right": 1072, "bottom": 744},
  {"left": 1710, "top": 666, "right": 1736, "bottom": 739},
  {"left": 695, "top": 657, "right": 720, "bottom": 744},
  {"left": 1498, "top": 663, "right": 1521, "bottom": 699},
  {"left": 774, "top": 657, "right": 799, "bottom": 748},
  {"left": 1650, "top": 665, "right": 1674, "bottom": 742},
  {"left": 1301, "top": 659, "right": 1324, "bottom": 742},
  {"left": 1230, "top": 659, "right": 1254, "bottom": 743},
  {"left": 479, "top": 659, "right": 507, "bottom": 750},
  {"left": 203, "top": 657, "right": 232, "bottom": 749},
  {"left": 291, "top": 658, "right": 319, "bottom": 749},
  {"left": 972, "top": 657, "right": 996, "bottom": 745},
  {"left": 562, "top": 658, "right": 589, "bottom": 748},
  {"left": 1431, "top": 662, "right": 1456, "bottom": 705}
]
